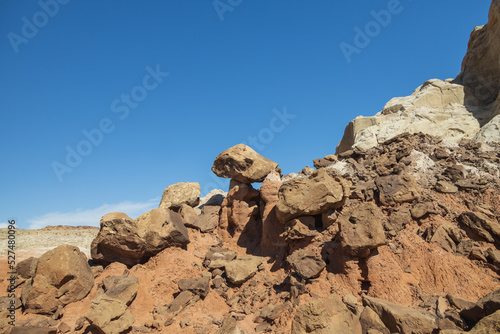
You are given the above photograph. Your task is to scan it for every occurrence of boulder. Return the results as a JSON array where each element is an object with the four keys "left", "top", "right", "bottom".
[
  {"left": 177, "top": 276, "right": 210, "bottom": 298},
  {"left": 435, "top": 181, "right": 459, "bottom": 194},
  {"left": 457, "top": 211, "right": 500, "bottom": 246},
  {"left": 91, "top": 213, "right": 145, "bottom": 266},
  {"left": 359, "top": 306, "right": 391, "bottom": 334},
  {"left": 287, "top": 250, "right": 326, "bottom": 279},
  {"left": 291, "top": 294, "right": 362, "bottom": 334},
  {"left": 467, "top": 309, "right": 500, "bottom": 333},
  {"left": 375, "top": 174, "right": 421, "bottom": 206},
  {"left": 16, "top": 257, "right": 38, "bottom": 279},
  {"left": 224, "top": 256, "right": 263, "bottom": 285},
  {"left": 203, "top": 247, "right": 237, "bottom": 269},
  {"left": 339, "top": 202, "right": 386, "bottom": 257},
  {"left": 22, "top": 245, "right": 94, "bottom": 315},
  {"left": 276, "top": 169, "right": 349, "bottom": 223},
  {"left": 85, "top": 275, "right": 139, "bottom": 334},
  {"left": 159, "top": 182, "right": 200, "bottom": 210},
  {"left": 461, "top": 289, "right": 500, "bottom": 326},
  {"left": 363, "top": 296, "right": 436, "bottom": 334},
  {"left": 281, "top": 216, "right": 318, "bottom": 241},
  {"left": 168, "top": 290, "right": 194, "bottom": 314},
  {"left": 212, "top": 144, "right": 279, "bottom": 183},
  {"left": 91, "top": 209, "right": 190, "bottom": 266},
  {"left": 189, "top": 205, "right": 220, "bottom": 233}
]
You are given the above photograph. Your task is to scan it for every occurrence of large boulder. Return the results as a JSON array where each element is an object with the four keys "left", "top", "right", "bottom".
[
  {"left": 276, "top": 169, "right": 349, "bottom": 223},
  {"left": 91, "top": 209, "right": 190, "bottom": 266},
  {"left": 363, "top": 296, "right": 436, "bottom": 334},
  {"left": 375, "top": 174, "right": 421, "bottom": 206},
  {"left": 339, "top": 202, "right": 386, "bottom": 257},
  {"left": 212, "top": 144, "right": 278, "bottom": 183},
  {"left": 159, "top": 182, "right": 200, "bottom": 210},
  {"left": 22, "top": 245, "right": 94, "bottom": 314},
  {"left": 291, "top": 294, "right": 362, "bottom": 333}
]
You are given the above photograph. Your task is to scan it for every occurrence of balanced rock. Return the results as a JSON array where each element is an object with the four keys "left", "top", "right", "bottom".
[
  {"left": 287, "top": 249, "right": 326, "bottom": 279},
  {"left": 159, "top": 182, "right": 200, "bottom": 210},
  {"left": 339, "top": 202, "right": 386, "bottom": 257},
  {"left": 22, "top": 245, "right": 94, "bottom": 314},
  {"left": 291, "top": 294, "right": 362, "bottom": 334},
  {"left": 212, "top": 144, "right": 278, "bottom": 183},
  {"left": 224, "top": 256, "right": 263, "bottom": 285},
  {"left": 276, "top": 169, "right": 349, "bottom": 223}
]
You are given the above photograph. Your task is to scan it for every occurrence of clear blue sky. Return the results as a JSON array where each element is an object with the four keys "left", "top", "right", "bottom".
[{"left": 0, "top": 0, "right": 492, "bottom": 229}]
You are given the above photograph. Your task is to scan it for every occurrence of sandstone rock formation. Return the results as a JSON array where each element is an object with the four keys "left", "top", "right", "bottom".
[
  {"left": 211, "top": 144, "right": 278, "bottom": 183},
  {"left": 336, "top": 0, "right": 500, "bottom": 153}
]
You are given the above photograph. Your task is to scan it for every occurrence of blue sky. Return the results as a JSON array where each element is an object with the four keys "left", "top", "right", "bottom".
[{"left": 0, "top": 0, "right": 492, "bottom": 229}]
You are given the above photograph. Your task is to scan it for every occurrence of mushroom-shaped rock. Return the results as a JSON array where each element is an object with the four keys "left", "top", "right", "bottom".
[{"left": 212, "top": 144, "right": 278, "bottom": 183}]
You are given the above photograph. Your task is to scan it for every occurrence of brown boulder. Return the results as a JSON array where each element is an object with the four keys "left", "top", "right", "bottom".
[
  {"left": 260, "top": 171, "right": 286, "bottom": 256},
  {"left": 339, "top": 203, "right": 386, "bottom": 257},
  {"left": 177, "top": 276, "right": 210, "bottom": 298},
  {"left": 375, "top": 175, "right": 421, "bottom": 206},
  {"left": 458, "top": 211, "right": 500, "bottom": 246},
  {"left": 91, "top": 209, "right": 190, "bottom": 266},
  {"left": 212, "top": 144, "right": 278, "bottom": 183},
  {"left": 224, "top": 256, "right": 263, "bottom": 285},
  {"left": 363, "top": 296, "right": 436, "bottom": 334},
  {"left": 16, "top": 257, "right": 38, "bottom": 279},
  {"left": 159, "top": 182, "right": 200, "bottom": 210},
  {"left": 23, "top": 245, "right": 94, "bottom": 315},
  {"left": 461, "top": 289, "right": 500, "bottom": 326},
  {"left": 291, "top": 294, "right": 362, "bottom": 333},
  {"left": 276, "top": 169, "right": 349, "bottom": 223},
  {"left": 287, "top": 250, "right": 326, "bottom": 279}
]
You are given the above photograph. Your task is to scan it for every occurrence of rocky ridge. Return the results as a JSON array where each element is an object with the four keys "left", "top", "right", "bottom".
[{"left": 2, "top": 1, "right": 500, "bottom": 333}]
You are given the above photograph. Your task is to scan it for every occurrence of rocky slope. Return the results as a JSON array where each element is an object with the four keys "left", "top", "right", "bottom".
[
  {"left": 336, "top": 0, "right": 500, "bottom": 154},
  {"left": 2, "top": 2, "right": 500, "bottom": 334}
]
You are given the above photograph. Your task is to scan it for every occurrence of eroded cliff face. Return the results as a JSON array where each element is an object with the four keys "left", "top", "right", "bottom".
[{"left": 337, "top": 0, "right": 500, "bottom": 154}]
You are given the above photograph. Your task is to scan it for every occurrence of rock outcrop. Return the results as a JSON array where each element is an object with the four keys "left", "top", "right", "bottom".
[{"left": 337, "top": 1, "right": 500, "bottom": 153}]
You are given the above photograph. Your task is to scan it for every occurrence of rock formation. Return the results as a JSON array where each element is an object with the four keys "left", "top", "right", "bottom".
[
  {"left": 337, "top": 0, "right": 500, "bottom": 153},
  {"left": 4, "top": 2, "right": 500, "bottom": 333}
]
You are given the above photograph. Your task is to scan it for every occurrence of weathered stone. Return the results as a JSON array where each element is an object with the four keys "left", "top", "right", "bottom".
[
  {"left": 184, "top": 204, "right": 219, "bottom": 233},
  {"left": 375, "top": 175, "right": 421, "bottom": 206},
  {"left": 203, "top": 247, "right": 237, "bottom": 269},
  {"left": 100, "top": 275, "right": 139, "bottom": 306},
  {"left": 16, "top": 257, "right": 38, "bottom": 280},
  {"left": 359, "top": 306, "right": 391, "bottom": 334},
  {"left": 287, "top": 250, "right": 326, "bottom": 279},
  {"left": 436, "top": 181, "right": 459, "bottom": 193},
  {"left": 85, "top": 294, "right": 135, "bottom": 334},
  {"left": 276, "top": 169, "right": 349, "bottom": 223},
  {"left": 458, "top": 211, "right": 500, "bottom": 246},
  {"left": 23, "top": 245, "right": 94, "bottom": 315},
  {"left": 430, "top": 224, "right": 462, "bottom": 253},
  {"left": 339, "top": 203, "right": 386, "bottom": 258},
  {"left": 178, "top": 276, "right": 210, "bottom": 298},
  {"left": 466, "top": 310, "right": 500, "bottom": 333},
  {"left": 212, "top": 144, "right": 278, "bottom": 183},
  {"left": 168, "top": 290, "right": 194, "bottom": 314},
  {"left": 363, "top": 295, "right": 436, "bottom": 334},
  {"left": 225, "top": 256, "right": 263, "bottom": 285},
  {"left": 281, "top": 216, "right": 318, "bottom": 241},
  {"left": 291, "top": 294, "right": 362, "bottom": 334},
  {"left": 215, "top": 316, "right": 242, "bottom": 334},
  {"left": 260, "top": 171, "right": 286, "bottom": 256},
  {"left": 447, "top": 294, "right": 475, "bottom": 311},
  {"left": 159, "top": 182, "right": 200, "bottom": 210},
  {"left": 411, "top": 202, "right": 436, "bottom": 219},
  {"left": 461, "top": 289, "right": 500, "bottom": 326},
  {"left": 386, "top": 207, "right": 412, "bottom": 235}
]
